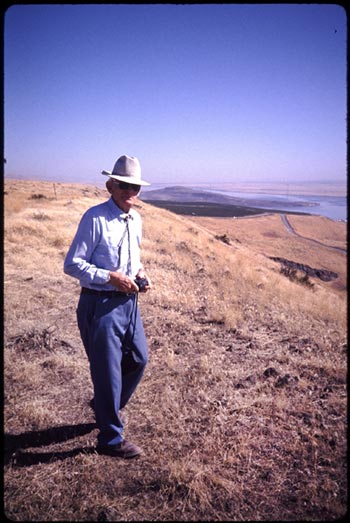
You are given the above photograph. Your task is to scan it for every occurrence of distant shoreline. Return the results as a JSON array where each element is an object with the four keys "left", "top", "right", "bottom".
[
  {"left": 189, "top": 182, "right": 347, "bottom": 198},
  {"left": 143, "top": 181, "right": 347, "bottom": 198},
  {"left": 141, "top": 185, "right": 346, "bottom": 221},
  {"left": 142, "top": 199, "right": 311, "bottom": 218}
]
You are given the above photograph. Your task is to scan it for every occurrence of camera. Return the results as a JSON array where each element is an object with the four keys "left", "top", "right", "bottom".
[{"left": 134, "top": 276, "right": 148, "bottom": 292}]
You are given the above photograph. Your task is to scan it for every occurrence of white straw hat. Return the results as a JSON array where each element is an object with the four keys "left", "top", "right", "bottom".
[{"left": 101, "top": 155, "right": 150, "bottom": 186}]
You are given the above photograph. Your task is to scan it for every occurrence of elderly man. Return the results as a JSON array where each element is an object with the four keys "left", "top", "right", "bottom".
[{"left": 64, "top": 155, "right": 151, "bottom": 458}]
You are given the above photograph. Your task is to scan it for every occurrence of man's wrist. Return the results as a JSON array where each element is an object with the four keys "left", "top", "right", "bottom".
[{"left": 106, "top": 271, "right": 111, "bottom": 283}]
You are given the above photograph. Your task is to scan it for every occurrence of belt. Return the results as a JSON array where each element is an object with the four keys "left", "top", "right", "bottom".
[{"left": 81, "top": 287, "right": 133, "bottom": 298}]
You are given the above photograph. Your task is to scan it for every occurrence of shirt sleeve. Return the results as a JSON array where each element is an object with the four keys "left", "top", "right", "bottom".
[{"left": 63, "top": 210, "right": 110, "bottom": 286}]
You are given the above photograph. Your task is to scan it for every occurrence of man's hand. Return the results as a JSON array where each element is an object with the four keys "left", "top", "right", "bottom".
[{"left": 109, "top": 271, "right": 139, "bottom": 293}]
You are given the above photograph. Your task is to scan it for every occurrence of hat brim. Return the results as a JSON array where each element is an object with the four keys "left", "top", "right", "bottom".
[{"left": 102, "top": 170, "right": 150, "bottom": 186}]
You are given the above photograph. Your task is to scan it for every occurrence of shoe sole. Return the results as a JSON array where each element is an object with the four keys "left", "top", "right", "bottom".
[{"left": 96, "top": 447, "right": 141, "bottom": 459}]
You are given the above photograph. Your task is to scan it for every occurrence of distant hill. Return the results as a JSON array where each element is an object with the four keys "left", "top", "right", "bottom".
[
  {"left": 140, "top": 185, "right": 311, "bottom": 217},
  {"left": 141, "top": 185, "right": 314, "bottom": 208},
  {"left": 141, "top": 186, "right": 240, "bottom": 204}
]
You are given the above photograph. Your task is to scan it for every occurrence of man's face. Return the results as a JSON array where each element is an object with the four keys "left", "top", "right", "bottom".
[{"left": 108, "top": 180, "right": 141, "bottom": 212}]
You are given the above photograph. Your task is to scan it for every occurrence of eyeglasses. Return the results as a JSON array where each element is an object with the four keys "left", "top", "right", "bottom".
[{"left": 114, "top": 181, "right": 141, "bottom": 192}]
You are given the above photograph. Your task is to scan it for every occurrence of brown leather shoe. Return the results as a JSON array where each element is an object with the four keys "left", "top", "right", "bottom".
[{"left": 96, "top": 440, "right": 142, "bottom": 459}]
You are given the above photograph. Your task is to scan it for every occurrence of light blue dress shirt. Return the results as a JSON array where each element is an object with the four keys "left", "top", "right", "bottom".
[{"left": 64, "top": 197, "right": 143, "bottom": 290}]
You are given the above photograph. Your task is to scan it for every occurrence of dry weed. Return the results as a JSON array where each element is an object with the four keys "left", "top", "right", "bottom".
[{"left": 3, "top": 179, "right": 347, "bottom": 521}]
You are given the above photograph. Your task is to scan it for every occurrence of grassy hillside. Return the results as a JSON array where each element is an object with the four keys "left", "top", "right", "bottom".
[
  {"left": 190, "top": 214, "right": 346, "bottom": 293},
  {"left": 4, "top": 179, "right": 347, "bottom": 521}
]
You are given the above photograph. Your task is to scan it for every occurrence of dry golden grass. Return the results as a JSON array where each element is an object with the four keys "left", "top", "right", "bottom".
[
  {"left": 286, "top": 214, "right": 346, "bottom": 249},
  {"left": 190, "top": 213, "right": 347, "bottom": 294},
  {"left": 3, "top": 179, "right": 347, "bottom": 521}
]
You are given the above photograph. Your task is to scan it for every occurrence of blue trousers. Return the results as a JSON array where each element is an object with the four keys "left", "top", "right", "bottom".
[{"left": 77, "top": 293, "right": 148, "bottom": 446}]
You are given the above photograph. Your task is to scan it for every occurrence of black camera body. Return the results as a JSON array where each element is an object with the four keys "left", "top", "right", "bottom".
[{"left": 134, "top": 276, "right": 148, "bottom": 292}]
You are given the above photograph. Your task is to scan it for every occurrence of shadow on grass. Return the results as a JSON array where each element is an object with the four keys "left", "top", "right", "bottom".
[{"left": 4, "top": 422, "right": 97, "bottom": 467}]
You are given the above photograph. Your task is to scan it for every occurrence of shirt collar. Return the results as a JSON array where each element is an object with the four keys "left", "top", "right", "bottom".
[{"left": 107, "top": 197, "right": 134, "bottom": 221}]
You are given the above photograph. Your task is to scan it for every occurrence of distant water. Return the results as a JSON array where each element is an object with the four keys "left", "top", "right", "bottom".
[
  {"left": 284, "top": 194, "right": 347, "bottom": 221},
  {"left": 141, "top": 185, "right": 347, "bottom": 221},
  {"left": 209, "top": 191, "right": 347, "bottom": 221}
]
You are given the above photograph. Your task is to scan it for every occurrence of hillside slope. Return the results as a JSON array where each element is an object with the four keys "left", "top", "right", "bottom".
[
  {"left": 189, "top": 213, "right": 346, "bottom": 293},
  {"left": 4, "top": 179, "right": 347, "bottom": 521}
]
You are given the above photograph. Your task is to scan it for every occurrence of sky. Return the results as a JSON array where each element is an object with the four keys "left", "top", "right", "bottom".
[{"left": 3, "top": 4, "right": 347, "bottom": 188}]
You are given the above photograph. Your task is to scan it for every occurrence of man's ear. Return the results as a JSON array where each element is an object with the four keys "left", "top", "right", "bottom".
[{"left": 106, "top": 179, "right": 113, "bottom": 194}]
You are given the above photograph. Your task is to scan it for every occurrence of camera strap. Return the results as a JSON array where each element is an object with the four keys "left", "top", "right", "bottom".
[{"left": 117, "top": 215, "right": 132, "bottom": 276}]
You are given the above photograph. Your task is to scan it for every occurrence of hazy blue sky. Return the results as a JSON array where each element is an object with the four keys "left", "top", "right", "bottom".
[{"left": 4, "top": 4, "right": 347, "bottom": 187}]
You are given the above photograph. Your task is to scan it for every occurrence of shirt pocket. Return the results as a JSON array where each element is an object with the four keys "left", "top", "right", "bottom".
[{"left": 93, "top": 234, "right": 120, "bottom": 267}]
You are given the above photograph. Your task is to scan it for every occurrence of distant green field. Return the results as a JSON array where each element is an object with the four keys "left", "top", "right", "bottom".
[{"left": 144, "top": 200, "right": 309, "bottom": 218}]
